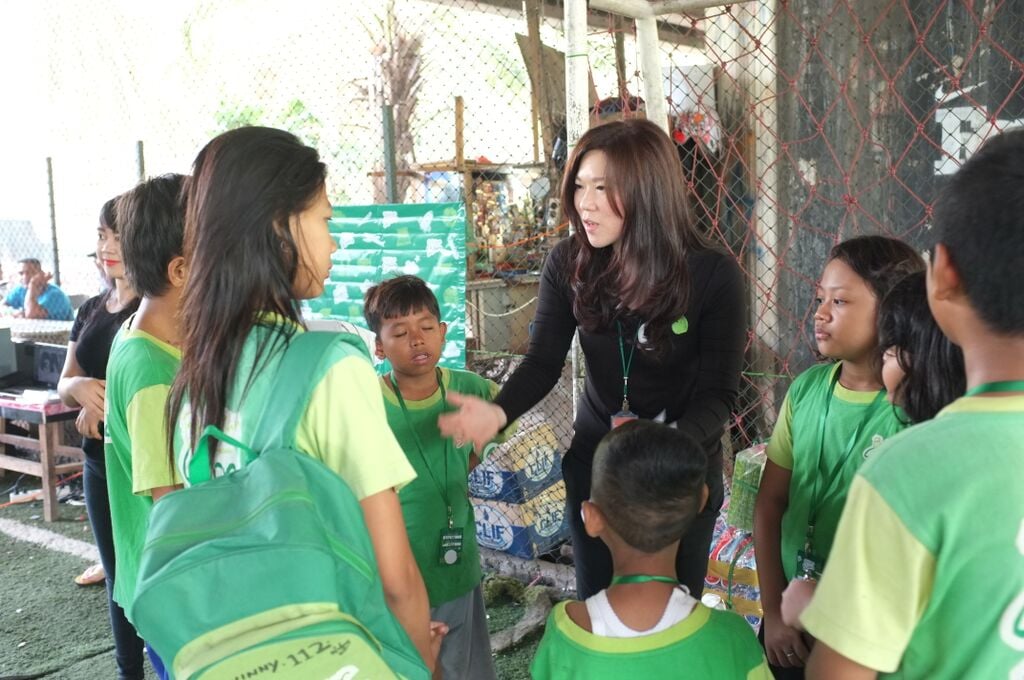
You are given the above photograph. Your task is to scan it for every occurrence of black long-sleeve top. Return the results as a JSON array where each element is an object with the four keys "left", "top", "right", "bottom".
[{"left": 494, "top": 238, "right": 746, "bottom": 466}]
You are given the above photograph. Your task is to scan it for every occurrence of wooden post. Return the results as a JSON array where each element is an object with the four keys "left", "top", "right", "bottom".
[
  {"left": 455, "top": 96, "right": 476, "bottom": 277},
  {"left": 455, "top": 95, "right": 465, "bottom": 170},
  {"left": 525, "top": 0, "right": 553, "bottom": 168},
  {"left": 614, "top": 15, "right": 629, "bottom": 100},
  {"left": 382, "top": 104, "right": 399, "bottom": 203},
  {"left": 39, "top": 423, "right": 56, "bottom": 522},
  {"left": 136, "top": 140, "right": 146, "bottom": 182},
  {"left": 46, "top": 157, "right": 60, "bottom": 286}
]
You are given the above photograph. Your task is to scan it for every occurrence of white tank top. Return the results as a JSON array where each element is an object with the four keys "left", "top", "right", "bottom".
[{"left": 584, "top": 585, "right": 698, "bottom": 638}]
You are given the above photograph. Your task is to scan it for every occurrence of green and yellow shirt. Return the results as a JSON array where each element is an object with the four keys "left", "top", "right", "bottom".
[
  {"left": 174, "top": 316, "right": 416, "bottom": 499},
  {"left": 380, "top": 367, "right": 504, "bottom": 607},
  {"left": 104, "top": 322, "right": 182, "bottom": 614},
  {"left": 802, "top": 395, "right": 1024, "bottom": 678},
  {"left": 531, "top": 601, "right": 772, "bottom": 679},
  {"left": 767, "top": 362, "right": 905, "bottom": 578}
]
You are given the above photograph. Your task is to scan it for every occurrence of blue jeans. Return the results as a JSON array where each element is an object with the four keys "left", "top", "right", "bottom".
[
  {"left": 84, "top": 453, "right": 145, "bottom": 680},
  {"left": 146, "top": 643, "right": 169, "bottom": 680}
]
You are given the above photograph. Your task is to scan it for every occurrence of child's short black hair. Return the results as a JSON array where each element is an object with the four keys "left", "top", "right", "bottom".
[
  {"left": 591, "top": 421, "right": 707, "bottom": 553},
  {"left": 117, "top": 174, "right": 187, "bottom": 298},
  {"left": 828, "top": 235, "right": 924, "bottom": 301},
  {"left": 933, "top": 128, "right": 1024, "bottom": 334},
  {"left": 363, "top": 275, "right": 441, "bottom": 334},
  {"left": 879, "top": 271, "right": 965, "bottom": 424}
]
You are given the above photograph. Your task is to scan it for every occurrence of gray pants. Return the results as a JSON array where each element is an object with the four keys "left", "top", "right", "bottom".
[{"left": 431, "top": 584, "right": 498, "bottom": 680}]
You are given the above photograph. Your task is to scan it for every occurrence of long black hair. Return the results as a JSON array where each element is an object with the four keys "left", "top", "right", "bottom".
[
  {"left": 561, "top": 119, "right": 708, "bottom": 353},
  {"left": 167, "top": 126, "right": 326, "bottom": 465},
  {"left": 878, "top": 271, "right": 965, "bottom": 423}
]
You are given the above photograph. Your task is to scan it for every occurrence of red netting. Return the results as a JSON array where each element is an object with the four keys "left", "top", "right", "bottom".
[{"left": 626, "top": 1, "right": 1024, "bottom": 449}]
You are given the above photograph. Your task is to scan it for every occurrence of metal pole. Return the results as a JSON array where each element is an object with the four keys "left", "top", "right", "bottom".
[
  {"left": 136, "top": 140, "right": 145, "bottom": 182},
  {"left": 46, "top": 157, "right": 60, "bottom": 286},
  {"left": 652, "top": 0, "right": 747, "bottom": 14},
  {"left": 565, "top": 0, "right": 590, "bottom": 161},
  {"left": 382, "top": 104, "right": 398, "bottom": 203},
  {"left": 590, "top": 0, "right": 655, "bottom": 16},
  {"left": 591, "top": 0, "right": 748, "bottom": 17},
  {"left": 564, "top": 0, "right": 589, "bottom": 419},
  {"left": 636, "top": 16, "right": 670, "bottom": 133}
]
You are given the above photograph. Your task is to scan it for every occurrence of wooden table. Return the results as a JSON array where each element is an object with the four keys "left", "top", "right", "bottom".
[{"left": 0, "top": 395, "right": 82, "bottom": 521}]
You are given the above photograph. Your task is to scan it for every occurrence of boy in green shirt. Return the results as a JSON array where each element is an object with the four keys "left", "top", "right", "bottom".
[
  {"left": 531, "top": 420, "right": 771, "bottom": 679},
  {"left": 788, "top": 129, "right": 1024, "bottom": 678},
  {"left": 364, "top": 275, "right": 509, "bottom": 680},
  {"left": 104, "top": 174, "right": 187, "bottom": 679}
]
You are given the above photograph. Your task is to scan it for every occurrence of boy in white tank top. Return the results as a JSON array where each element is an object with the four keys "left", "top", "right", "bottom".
[{"left": 531, "top": 421, "right": 771, "bottom": 678}]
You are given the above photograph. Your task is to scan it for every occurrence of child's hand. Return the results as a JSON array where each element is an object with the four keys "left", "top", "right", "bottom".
[
  {"left": 429, "top": 620, "right": 449, "bottom": 679},
  {"left": 437, "top": 392, "right": 506, "bottom": 453},
  {"left": 781, "top": 577, "right": 817, "bottom": 629}
]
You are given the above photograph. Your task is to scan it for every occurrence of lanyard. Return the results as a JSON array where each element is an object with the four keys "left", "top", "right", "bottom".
[
  {"left": 807, "top": 365, "right": 885, "bottom": 532},
  {"left": 391, "top": 368, "right": 454, "bottom": 528},
  {"left": 611, "top": 574, "right": 679, "bottom": 586},
  {"left": 616, "top": 321, "right": 637, "bottom": 412},
  {"left": 964, "top": 380, "right": 1024, "bottom": 397}
]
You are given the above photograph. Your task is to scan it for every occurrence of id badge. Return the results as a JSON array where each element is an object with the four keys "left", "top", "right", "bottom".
[
  {"left": 795, "top": 548, "right": 823, "bottom": 580},
  {"left": 439, "top": 528, "right": 463, "bottom": 566},
  {"left": 610, "top": 410, "right": 639, "bottom": 429}
]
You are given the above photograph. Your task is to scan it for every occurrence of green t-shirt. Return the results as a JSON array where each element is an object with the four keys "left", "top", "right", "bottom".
[
  {"left": 174, "top": 316, "right": 416, "bottom": 500},
  {"left": 380, "top": 367, "right": 500, "bottom": 607},
  {"left": 531, "top": 601, "right": 772, "bottom": 679},
  {"left": 104, "top": 321, "right": 182, "bottom": 613},
  {"left": 767, "top": 362, "right": 905, "bottom": 579},
  {"left": 802, "top": 395, "right": 1024, "bottom": 678}
]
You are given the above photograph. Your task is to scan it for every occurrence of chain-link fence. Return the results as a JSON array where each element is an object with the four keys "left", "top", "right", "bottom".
[{"left": 3, "top": 0, "right": 1023, "bottom": 579}]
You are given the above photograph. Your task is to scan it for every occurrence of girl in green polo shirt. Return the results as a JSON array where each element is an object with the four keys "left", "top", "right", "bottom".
[
  {"left": 166, "top": 127, "right": 437, "bottom": 675},
  {"left": 753, "top": 236, "right": 923, "bottom": 678}
]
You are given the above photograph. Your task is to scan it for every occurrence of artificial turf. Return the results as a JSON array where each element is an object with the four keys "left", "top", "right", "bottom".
[
  {"left": 0, "top": 499, "right": 156, "bottom": 679},
  {"left": 0, "top": 498, "right": 539, "bottom": 679}
]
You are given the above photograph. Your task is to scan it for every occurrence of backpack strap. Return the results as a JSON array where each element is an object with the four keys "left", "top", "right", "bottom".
[
  {"left": 249, "top": 330, "right": 351, "bottom": 451},
  {"left": 188, "top": 330, "right": 369, "bottom": 484}
]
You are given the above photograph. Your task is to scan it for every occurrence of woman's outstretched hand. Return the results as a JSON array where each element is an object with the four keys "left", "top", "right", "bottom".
[{"left": 437, "top": 391, "right": 507, "bottom": 453}]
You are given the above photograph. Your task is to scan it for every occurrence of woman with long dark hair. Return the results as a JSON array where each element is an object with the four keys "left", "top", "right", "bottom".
[
  {"left": 57, "top": 198, "right": 144, "bottom": 678},
  {"left": 441, "top": 118, "right": 746, "bottom": 599},
  {"left": 166, "top": 126, "right": 435, "bottom": 673}
]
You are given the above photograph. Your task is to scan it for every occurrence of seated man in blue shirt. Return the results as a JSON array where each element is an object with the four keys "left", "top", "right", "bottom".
[{"left": 3, "top": 258, "right": 73, "bottom": 320}]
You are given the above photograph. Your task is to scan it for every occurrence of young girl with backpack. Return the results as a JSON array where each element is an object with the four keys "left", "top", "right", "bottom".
[
  {"left": 753, "top": 235, "right": 923, "bottom": 678},
  {"left": 164, "top": 127, "right": 436, "bottom": 676}
]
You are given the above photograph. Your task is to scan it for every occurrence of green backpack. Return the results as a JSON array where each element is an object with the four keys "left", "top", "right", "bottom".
[{"left": 131, "top": 331, "right": 429, "bottom": 680}]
